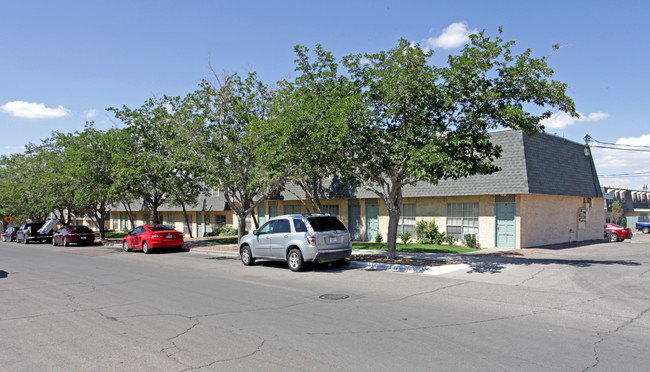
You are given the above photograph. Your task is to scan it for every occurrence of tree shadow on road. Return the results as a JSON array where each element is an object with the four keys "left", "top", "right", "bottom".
[{"left": 466, "top": 257, "right": 640, "bottom": 274}]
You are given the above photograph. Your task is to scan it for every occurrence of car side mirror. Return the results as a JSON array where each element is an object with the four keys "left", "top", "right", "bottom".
[{"left": 253, "top": 229, "right": 259, "bottom": 236}]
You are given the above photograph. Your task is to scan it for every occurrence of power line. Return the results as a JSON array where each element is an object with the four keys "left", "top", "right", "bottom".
[
  {"left": 591, "top": 138, "right": 650, "bottom": 149},
  {"left": 591, "top": 144, "right": 650, "bottom": 153},
  {"left": 600, "top": 172, "right": 650, "bottom": 178}
]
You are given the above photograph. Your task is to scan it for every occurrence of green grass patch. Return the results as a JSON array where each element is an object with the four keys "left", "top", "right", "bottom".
[
  {"left": 104, "top": 232, "right": 127, "bottom": 239},
  {"left": 352, "top": 242, "right": 476, "bottom": 254},
  {"left": 205, "top": 237, "right": 238, "bottom": 244}
]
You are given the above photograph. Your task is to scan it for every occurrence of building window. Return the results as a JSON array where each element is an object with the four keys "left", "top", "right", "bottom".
[
  {"left": 204, "top": 214, "right": 211, "bottom": 234},
  {"left": 322, "top": 204, "right": 339, "bottom": 216},
  {"left": 213, "top": 215, "right": 226, "bottom": 229},
  {"left": 284, "top": 205, "right": 301, "bottom": 215},
  {"left": 640, "top": 214, "right": 649, "bottom": 223},
  {"left": 447, "top": 203, "right": 479, "bottom": 241},
  {"left": 268, "top": 204, "right": 277, "bottom": 218},
  {"left": 258, "top": 204, "right": 266, "bottom": 226},
  {"left": 399, "top": 203, "right": 416, "bottom": 235},
  {"left": 183, "top": 215, "right": 193, "bottom": 235},
  {"left": 165, "top": 214, "right": 175, "bottom": 226}
]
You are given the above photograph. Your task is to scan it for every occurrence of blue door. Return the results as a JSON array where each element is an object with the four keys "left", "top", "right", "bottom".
[
  {"left": 365, "top": 203, "right": 379, "bottom": 241},
  {"left": 496, "top": 202, "right": 516, "bottom": 248}
]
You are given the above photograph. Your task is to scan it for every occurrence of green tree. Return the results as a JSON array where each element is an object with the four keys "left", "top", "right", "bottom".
[
  {"left": 256, "top": 45, "right": 358, "bottom": 212},
  {"left": 0, "top": 153, "right": 45, "bottom": 224},
  {"left": 611, "top": 200, "right": 624, "bottom": 225},
  {"left": 186, "top": 72, "right": 286, "bottom": 240},
  {"left": 339, "top": 32, "right": 576, "bottom": 259},
  {"left": 62, "top": 124, "right": 120, "bottom": 240},
  {"left": 108, "top": 96, "right": 192, "bottom": 225}
]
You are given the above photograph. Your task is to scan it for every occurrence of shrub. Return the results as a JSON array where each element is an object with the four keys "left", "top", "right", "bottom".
[
  {"left": 416, "top": 220, "right": 446, "bottom": 245},
  {"left": 621, "top": 217, "right": 627, "bottom": 228},
  {"left": 374, "top": 233, "right": 383, "bottom": 243},
  {"left": 217, "top": 225, "right": 237, "bottom": 236},
  {"left": 464, "top": 234, "right": 479, "bottom": 248},
  {"left": 444, "top": 234, "right": 456, "bottom": 246},
  {"left": 398, "top": 231, "right": 412, "bottom": 244}
]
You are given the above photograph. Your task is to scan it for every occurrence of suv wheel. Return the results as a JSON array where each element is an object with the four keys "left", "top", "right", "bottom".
[
  {"left": 240, "top": 246, "right": 255, "bottom": 266},
  {"left": 287, "top": 249, "right": 305, "bottom": 272}
]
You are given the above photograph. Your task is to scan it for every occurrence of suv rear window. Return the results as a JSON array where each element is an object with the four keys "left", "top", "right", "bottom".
[{"left": 307, "top": 216, "right": 347, "bottom": 232}]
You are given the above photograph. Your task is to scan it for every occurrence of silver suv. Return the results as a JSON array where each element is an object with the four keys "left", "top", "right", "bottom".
[{"left": 239, "top": 214, "right": 352, "bottom": 271}]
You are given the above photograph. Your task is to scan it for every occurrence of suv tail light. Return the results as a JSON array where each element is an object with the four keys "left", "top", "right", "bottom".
[{"left": 307, "top": 235, "right": 316, "bottom": 245}]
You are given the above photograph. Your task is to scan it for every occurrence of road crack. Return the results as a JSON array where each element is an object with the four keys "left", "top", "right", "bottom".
[{"left": 581, "top": 306, "right": 650, "bottom": 372}]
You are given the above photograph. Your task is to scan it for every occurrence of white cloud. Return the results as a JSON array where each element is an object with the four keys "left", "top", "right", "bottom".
[
  {"left": 426, "top": 22, "right": 478, "bottom": 50},
  {"left": 85, "top": 109, "right": 97, "bottom": 119},
  {"left": 0, "top": 100, "right": 70, "bottom": 119},
  {"left": 591, "top": 133, "right": 650, "bottom": 190},
  {"left": 541, "top": 111, "right": 609, "bottom": 129}
]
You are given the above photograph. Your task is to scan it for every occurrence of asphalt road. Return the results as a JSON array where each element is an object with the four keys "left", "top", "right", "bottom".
[{"left": 1, "top": 236, "right": 649, "bottom": 371}]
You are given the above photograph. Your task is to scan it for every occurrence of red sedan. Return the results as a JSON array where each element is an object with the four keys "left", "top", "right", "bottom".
[
  {"left": 604, "top": 223, "right": 633, "bottom": 242},
  {"left": 52, "top": 225, "right": 96, "bottom": 246},
  {"left": 122, "top": 225, "right": 184, "bottom": 254}
]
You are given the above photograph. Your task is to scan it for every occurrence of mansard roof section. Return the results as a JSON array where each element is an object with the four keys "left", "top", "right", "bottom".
[
  {"left": 275, "top": 130, "right": 603, "bottom": 200},
  {"left": 113, "top": 189, "right": 229, "bottom": 212},
  {"left": 524, "top": 131, "right": 602, "bottom": 197}
]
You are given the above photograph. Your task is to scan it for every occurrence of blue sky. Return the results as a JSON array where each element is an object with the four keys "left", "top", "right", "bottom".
[{"left": 1, "top": 0, "right": 648, "bottom": 191}]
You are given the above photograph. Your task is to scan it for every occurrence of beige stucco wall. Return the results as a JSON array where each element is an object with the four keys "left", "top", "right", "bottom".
[
  {"left": 145, "top": 193, "right": 605, "bottom": 245},
  {"left": 518, "top": 194, "right": 604, "bottom": 247},
  {"left": 110, "top": 211, "right": 233, "bottom": 236}
]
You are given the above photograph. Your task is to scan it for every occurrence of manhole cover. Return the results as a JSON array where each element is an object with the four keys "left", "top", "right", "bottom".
[{"left": 319, "top": 294, "right": 349, "bottom": 301}]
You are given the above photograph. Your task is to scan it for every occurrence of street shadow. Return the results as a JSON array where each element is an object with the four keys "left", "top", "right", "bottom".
[
  {"left": 465, "top": 256, "right": 640, "bottom": 274},
  {"left": 204, "top": 256, "right": 238, "bottom": 261},
  {"left": 531, "top": 239, "right": 616, "bottom": 250},
  {"left": 230, "top": 259, "right": 350, "bottom": 273},
  {"left": 0, "top": 270, "right": 8, "bottom": 279}
]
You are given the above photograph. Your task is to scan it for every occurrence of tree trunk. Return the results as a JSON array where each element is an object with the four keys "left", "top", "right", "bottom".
[
  {"left": 386, "top": 207, "right": 401, "bottom": 259},
  {"left": 150, "top": 206, "right": 160, "bottom": 224},
  {"left": 237, "top": 213, "right": 247, "bottom": 244},
  {"left": 122, "top": 201, "right": 135, "bottom": 230},
  {"left": 251, "top": 209, "right": 258, "bottom": 230},
  {"left": 384, "top": 179, "right": 403, "bottom": 260},
  {"left": 181, "top": 202, "right": 193, "bottom": 238}
]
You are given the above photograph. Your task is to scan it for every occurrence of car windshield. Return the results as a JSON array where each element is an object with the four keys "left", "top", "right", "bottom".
[
  {"left": 307, "top": 216, "right": 347, "bottom": 232},
  {"left": 148, "top": 225, "right": 174, "bottom": 232}
]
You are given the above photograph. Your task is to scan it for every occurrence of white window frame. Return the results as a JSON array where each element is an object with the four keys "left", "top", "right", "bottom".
[
  {"left": 446, "top": 202, "right": 479, "bottom": 241},
  {"left": 398, "top": 203, "right": 416, "bottom": 235}
]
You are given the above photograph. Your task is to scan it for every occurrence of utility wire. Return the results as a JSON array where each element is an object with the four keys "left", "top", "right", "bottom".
[
  {"left": 591, "top": 145, "right": 650, "bottom": 152},
  {"left": 591, "top": 138, "right": 650, "bottom": 149}
]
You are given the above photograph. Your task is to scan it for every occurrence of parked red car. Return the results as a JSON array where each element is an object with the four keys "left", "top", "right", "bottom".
[
  {"left": 122, "top": 225, "right": 184, "bottom": 254},
  {"left": 604, "top": 223, "right": 633, "bottom": 242},
  {"left": 52, "top": 225, "right": 96, "bottom": 246}
]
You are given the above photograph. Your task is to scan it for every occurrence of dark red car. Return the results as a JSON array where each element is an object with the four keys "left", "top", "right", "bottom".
[
  {"left": 604, "top": 223, "right": 633, "bottom": 242},
  {"left": 52, "top": 225, "right": 96, "bottom": 246},
  {"left": 122, "top": 225, "right": 184, "bottom": 254}
]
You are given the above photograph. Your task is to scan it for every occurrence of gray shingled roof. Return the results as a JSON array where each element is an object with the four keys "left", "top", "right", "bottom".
[
  {"left": 113, "top": 130, "right": 603, "bottom": 212},
  {"left": 277, "top": 130, "right": 603, "bottom": 200}
]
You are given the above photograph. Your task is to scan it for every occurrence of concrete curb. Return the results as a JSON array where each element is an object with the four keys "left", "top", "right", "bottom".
[{"left": 346, "top": 261, "right": 472, "bottom": 275}]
